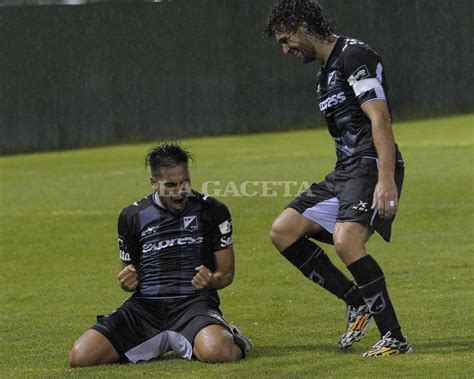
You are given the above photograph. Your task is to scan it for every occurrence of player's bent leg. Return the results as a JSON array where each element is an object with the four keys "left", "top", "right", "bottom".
[
  {"left": 69, "top": 329, "right": 120, "bottom": 368},
  {"left": 272, "top": 213, "right": 368, "bottom": 341},
  {"left": 193, "top": 324, "right": 243, "bottom": 363},
  {"left": 270, "top": 208, "right": 322, "bottom": 251}
]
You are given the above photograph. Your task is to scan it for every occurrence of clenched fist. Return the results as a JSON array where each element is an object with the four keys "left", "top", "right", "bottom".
[
  {"left": 191, "top": 265, "right": 216, "bottom": 290},
  {"left": 118, "top": 265, "right": 138, "bottom": 292}
]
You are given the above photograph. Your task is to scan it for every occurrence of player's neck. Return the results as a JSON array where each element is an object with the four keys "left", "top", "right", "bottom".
[
  {"left": 153, "top": 191, "right": 166, "bottom": 209},
  {"left": 315, "top": 34, "right": 338, "bottom": 63}
]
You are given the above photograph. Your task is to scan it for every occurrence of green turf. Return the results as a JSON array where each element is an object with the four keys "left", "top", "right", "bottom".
[{"left": 1, "top": 114, "right": 473, "bottom": 378}]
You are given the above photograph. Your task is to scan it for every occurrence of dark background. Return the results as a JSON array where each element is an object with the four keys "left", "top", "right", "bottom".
[{"left": 1, "top": 0, "right": 472, "bottom": 154}]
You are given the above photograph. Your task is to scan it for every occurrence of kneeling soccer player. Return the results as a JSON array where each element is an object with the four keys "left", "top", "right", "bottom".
[{"left": 69, "top": 142, "right": 251, "bottom": 367}]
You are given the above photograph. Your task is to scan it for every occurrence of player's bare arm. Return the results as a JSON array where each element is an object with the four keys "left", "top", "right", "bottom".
[
  {"left": 362, "top": 99, "right": 398, "bottom": 220},
  {"left": 191, "top": 247, "right": 235, "bottom": 290},
  {"left": 118, "top": 263, "right": 138, "bottom": 292}
]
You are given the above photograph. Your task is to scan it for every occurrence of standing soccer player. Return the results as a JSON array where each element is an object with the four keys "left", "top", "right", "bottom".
[
  {"left": 264, "top": 0, "right": 412, "bottom": 357},
  {"left": 69, "top": 142, "right": 251, "bottom": 367}
]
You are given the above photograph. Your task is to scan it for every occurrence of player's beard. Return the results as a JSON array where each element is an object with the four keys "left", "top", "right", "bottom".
[
  {"left": 300, "top": 48, "right": 316, "bottom": 64},
  {"left": 290, "top": 47, "right": 316, "bottom": 64}
]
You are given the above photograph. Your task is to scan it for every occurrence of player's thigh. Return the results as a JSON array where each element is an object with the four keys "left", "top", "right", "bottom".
[
  {"left": 336, "top": 157, "right": 403, "bottom": 243},
  {"left": 271, "top": 179, "right": 338, "bottom": 247},
  {"left": 69, "top": 329, "right": 120, "bottom": 367},
  {"left": 335, "top": 220, "right": 373, "bottom": 242},
  {"left": 193, "top": 324, "right": 240, "bottom": 363},
  {"left": 271, "top": 207, "right": 323, "bottom": 239},
  {"left": 90, "top": 298, "right": 173, "bottom": 364},
  {"left": 336, "top": 163, "right": 377, "bottom": 224}
]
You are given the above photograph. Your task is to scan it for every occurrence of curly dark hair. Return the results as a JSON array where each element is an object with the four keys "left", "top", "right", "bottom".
[
  {"left": 263, "top": 0, "right": 334, "bottom": 41},
  {"left": 145, "top": 141, "right": 194, "bottom": 178}
]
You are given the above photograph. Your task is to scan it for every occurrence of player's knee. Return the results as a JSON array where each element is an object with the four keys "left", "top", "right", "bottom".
[
  {"left": 68, "top": 344, "right": 91, "bottom": 368},
  {"left": 333, "top": 235, "right": 365, "bottom": 265},
  {"left": 269, "top": 226, "right": 280, "bottom": 246},
  {"left": 196, "top": 341, "right": 242, "bottom": 363},
  {"left": 333, "top": 235, "right": 352, "bottom": 257},
  {"left": 194, "top": 334, "right": 241, "bottom": 363},
  {"left": 68, "top": 329, "right": 119, "bottom": 368},
  {"left": 270, "top": 220, "right": 293, "bottom": 250}
]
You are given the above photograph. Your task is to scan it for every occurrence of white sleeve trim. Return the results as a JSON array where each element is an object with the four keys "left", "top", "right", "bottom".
[{"left": 351, "top": 78, "right": 386, "bottom": 99}]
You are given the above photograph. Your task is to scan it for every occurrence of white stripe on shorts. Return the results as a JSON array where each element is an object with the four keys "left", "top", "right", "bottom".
[
  {"left": 302, "top": 197, "right": 339, "bottom": 234},
  {"left": 125, "top": 330, "right": 193, "bottom": 363}
]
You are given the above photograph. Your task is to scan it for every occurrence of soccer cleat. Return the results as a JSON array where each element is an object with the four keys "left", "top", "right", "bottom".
[
  {"left": 338, "top": 304, "right": 373, "bottom": 348},
  {"left": 363, "top": 331, "right": 413, "bottom": 357},
  {"left": 230, "top": 324, "right": 252, "bottom": 357}
]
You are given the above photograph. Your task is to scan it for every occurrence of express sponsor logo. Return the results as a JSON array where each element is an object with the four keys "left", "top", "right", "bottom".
[
  {"left": 319, "top": 92, "right": 347, "bottom": 112},
  {"left": 143, "top": 236, "right": 204, "bottom": 253}
]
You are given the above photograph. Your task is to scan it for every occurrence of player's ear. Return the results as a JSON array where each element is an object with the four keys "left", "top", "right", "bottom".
[{"left": 150, "top": 177, "right": 158, "bottom": 190}]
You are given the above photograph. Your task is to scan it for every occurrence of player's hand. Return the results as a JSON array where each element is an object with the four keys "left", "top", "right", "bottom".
[
  {"left": 371, "top": 178, "right": 398, "bottom": 220},
  {"left": 191, "top": 265, "right": 217, "bottom": 290},
  {"left": 118, "top": 265, "right": 138, "bottom": 292}
]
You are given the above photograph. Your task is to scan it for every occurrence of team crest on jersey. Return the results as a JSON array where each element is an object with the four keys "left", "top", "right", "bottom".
[
  {"left": 327, "top": 71, "right": 337, "bottom": 88},
  {"left": 183, "top": 216, "right": 199, "bottom": 231}
]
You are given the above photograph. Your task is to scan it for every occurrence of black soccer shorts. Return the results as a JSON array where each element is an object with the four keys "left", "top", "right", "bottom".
[
  {"left": 91, "top": 293, "right": 232, "bottom": 363},
  {"left": 287, "top": 156, "right": 404, "bottom": 242}
]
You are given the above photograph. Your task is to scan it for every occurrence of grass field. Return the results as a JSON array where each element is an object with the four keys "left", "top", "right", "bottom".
[{"left": 1, "top": 114, "right": 473, "bottom": 378}]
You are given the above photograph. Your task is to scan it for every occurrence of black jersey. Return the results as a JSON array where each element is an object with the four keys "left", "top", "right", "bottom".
[
  {"left": 317, "top": 36, "right": 402, "bottom": 167},
  {"left": 117, "top": 190, "right": 233, "bottom": 303}
]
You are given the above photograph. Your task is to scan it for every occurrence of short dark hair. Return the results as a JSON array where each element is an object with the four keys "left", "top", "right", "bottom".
[
  {"left": 145, "top": 141, "right": 194, "bottom": 178},
  {"left": 263, "top": 0, "right": 334, "bottom": 41}
]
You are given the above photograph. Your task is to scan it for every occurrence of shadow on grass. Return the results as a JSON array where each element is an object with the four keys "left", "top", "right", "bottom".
[
  {"left": 250, "top": 336, "right": 473, "bottom": 358},
  {"left": 250, "top": 343, "right": 356, "bottom": 357},
  {"left": 91, "top": 337, "right": 473, "bottom": 368},
  {"left": 408, "top": 337, "right": 473, "bottom": 353}
]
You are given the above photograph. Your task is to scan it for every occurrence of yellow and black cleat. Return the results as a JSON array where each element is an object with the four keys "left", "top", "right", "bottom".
[
  {"left": 363, "top": 332, "right": 413, "bottom": 357},
  {"left": 339, "top": 304, "right": 373, "bottom": 348}
]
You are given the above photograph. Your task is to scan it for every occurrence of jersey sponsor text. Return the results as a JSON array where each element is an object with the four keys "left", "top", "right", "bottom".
[
  {"left": 220, "top": 236, "right": 233, "bottom": 248},
  {"left": 319, "top": 92, "right": 347, "bottom": 112},
  {"left": 143, "top": 236, "right": 204, "bottom": 253},
  {"left": 120, "top": 250, "right": 131, "bottom": 262}
]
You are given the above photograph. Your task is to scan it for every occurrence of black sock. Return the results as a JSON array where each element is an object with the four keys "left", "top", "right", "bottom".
[
  {"left": 281, "top": 238, "right": 365, "bottom": 307},
  {"left": 347, "top": 255, "right": 404, "bottom": 341}
]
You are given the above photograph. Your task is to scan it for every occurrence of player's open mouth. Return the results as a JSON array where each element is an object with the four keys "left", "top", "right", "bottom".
[
  {"left": 289, "top": 49, "right": 302, "bottom": 58},
  {"left": 172, "top": 198, "right": 185, "bottom": 205}
]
